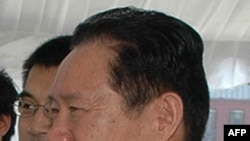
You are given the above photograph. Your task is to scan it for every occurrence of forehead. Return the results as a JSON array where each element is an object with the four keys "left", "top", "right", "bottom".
[
  {"left": 24, "top": 65, "right": 58, "bottom": 102},
  {"left": 50, "top": 42, "right": 116, "bottom": 100},
  {"left": 26, "top": 65, "right": 58, "bottom": 84}
]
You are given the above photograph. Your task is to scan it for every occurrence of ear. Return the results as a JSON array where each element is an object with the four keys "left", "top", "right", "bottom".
[
  {"left": 0, "top": 114, "right": 11, "bottom": 137},
  {"left": 156, "top": 92, "right": 183, "bottom": 140}
]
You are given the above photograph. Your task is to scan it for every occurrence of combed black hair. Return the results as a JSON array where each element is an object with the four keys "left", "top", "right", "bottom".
[
  {"left": 22, "top": 35, "right": 72, "bottom": 87},
  {"left": 71, "top": 7, "right": 209, "bottom": 141}
]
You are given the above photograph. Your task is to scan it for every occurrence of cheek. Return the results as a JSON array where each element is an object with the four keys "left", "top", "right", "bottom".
[
  {"left": 70, "top": 111, "right": 127, "bottom": 139},
  {"left": 19, "top": 118, "right": 31, "bottom": 135},
  {"left": 19, "top": 118, "right": 30, "bottom": 128}
]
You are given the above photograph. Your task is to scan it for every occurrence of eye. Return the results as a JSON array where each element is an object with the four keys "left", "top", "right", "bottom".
[
  {"left": 69, "top": 106, "right": 89, "bottom": 114},
  {"left": 20, "top": 101, "right": 35, "bottom": 110},
  {"left": 69, "top": 106, "right": 79, "bottom": 112},
  {"left": 46, "top": 101, "right": 60, "bottom": 119},
  {"left": 44, "top": 107, "right": 59, "bottom": 119},
  {"left": 51, "top": 107, "right": 59, "bottom": 114},
  {"left": 17, "top": 100, "right": 37, "bottom": 116}
]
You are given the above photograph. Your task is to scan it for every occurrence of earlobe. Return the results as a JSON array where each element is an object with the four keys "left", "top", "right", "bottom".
[
  {"left": 0, "top": 114, "right": 11, "bottom": 136},
  {"left": 156, "top": 92, "right": 184, "bottom": 139}
]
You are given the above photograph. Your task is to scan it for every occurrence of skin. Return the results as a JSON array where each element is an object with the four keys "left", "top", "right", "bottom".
[
  {"left": 47, "top": 41, "right": 185, "bottom": 141},
  {"left": 19, "top": 65, "right": 57, "bottom": 141},
  {"left": 0, "top": 115, "right": 11, "bottom": 141}
]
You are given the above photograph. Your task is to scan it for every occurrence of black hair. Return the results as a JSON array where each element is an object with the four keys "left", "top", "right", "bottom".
[
  {"left": 72, "top": 7, "right": 209, "bottom": 141},
  {"left": 0, "top": 69, "right": 18, "bottom": 141},
  {"left": 22, "top": 35, "right": 72, "bottom": 87}
]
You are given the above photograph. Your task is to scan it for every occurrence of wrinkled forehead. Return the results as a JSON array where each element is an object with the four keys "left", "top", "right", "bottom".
[{"left": 49, "top": 41, "right": 117, "bottom": 100}]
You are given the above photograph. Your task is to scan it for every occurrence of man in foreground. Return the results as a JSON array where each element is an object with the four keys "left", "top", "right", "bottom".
[{"left": 47, "top": 7, "right": 209, "bottom": 141}]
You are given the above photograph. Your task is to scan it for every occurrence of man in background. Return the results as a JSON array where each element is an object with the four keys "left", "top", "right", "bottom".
[
  {"left": 0, "top": 69, "right": 18, "bottom": 141},
  {"left": 13, "top": 35, "right": 71, "bottom": 141}
]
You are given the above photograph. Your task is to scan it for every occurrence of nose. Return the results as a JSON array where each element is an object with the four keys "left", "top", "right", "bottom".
[
  {"left": 47, "top": 126, "right": 73, "bottom": 141},
  {"left": 47, "top": 116, "right": 73, "bottom": 141},
  {"left": 27, "top": 107, "right": 52, "bottom": 136}
]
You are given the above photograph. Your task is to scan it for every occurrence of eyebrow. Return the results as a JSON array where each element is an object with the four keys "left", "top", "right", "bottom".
[
  {"left": 19, "top": 90, "right": 34, "bottom": 99},
  {"left": 48, "top": 92, "right": 82, "bottom": 103}
]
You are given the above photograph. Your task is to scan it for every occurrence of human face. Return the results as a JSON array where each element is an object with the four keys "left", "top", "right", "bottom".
[
  {"left": 47, "top": 42, "right": 160, "bottom": 141},
  {"left": 19, "top": 65, "right": 57, "bottom": 141}
]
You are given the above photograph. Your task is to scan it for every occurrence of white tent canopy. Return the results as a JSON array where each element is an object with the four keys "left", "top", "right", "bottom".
[{"left": 1, "top": 0, "right": 250, "bottom": 90}]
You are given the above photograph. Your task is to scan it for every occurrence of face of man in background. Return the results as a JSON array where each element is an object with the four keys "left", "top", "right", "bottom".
[{"left": 19, "top": 65, "right": 58, "bottom": 141}]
